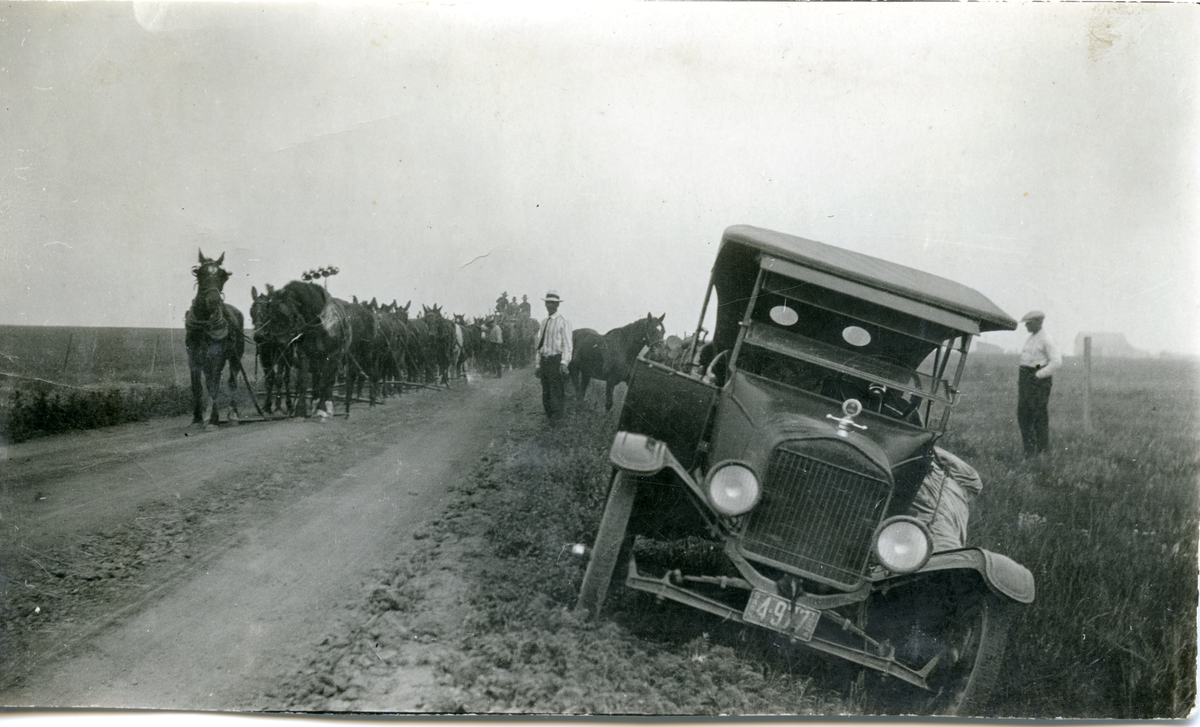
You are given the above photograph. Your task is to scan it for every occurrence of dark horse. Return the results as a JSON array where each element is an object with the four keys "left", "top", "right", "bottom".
[
  {"left": 422, "top": 304, "right": 456, "bottom": 386},
  {"left": 185, "top": 250, "right": 245, "bottom": 427},
  {"left": 569, "top": 313, "right": 666, "bottom": 410},
  {"left": 257, "top": 281, "right": 348, "bottom": 418},
  {"left": 250, "top": 284, "right": 295, "bottom": 415}
]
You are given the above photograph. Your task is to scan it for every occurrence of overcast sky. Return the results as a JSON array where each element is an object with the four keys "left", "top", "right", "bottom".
[{"left": 1, "top": 2, "right": 1196, "bottom": 356}]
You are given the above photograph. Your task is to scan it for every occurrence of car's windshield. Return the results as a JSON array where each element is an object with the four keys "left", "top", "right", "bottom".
[
  {"left": 720, "top": 272, "right": 969, "bottom": 428},
  {"left": 741, "top": 323, "right": 953, "bottom": 403}
]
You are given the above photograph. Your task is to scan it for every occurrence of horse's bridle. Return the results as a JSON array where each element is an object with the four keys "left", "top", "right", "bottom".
[
  {"left": 193, "top": 262, "right": 229, "bottom": 301},
  {"left": 638, "top": 318, "right": 665, "bottom": 348}
]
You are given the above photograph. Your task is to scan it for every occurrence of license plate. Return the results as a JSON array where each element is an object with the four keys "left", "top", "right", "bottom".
[{"left": 743, "top": 590, "right": 821, "bottom": 641}]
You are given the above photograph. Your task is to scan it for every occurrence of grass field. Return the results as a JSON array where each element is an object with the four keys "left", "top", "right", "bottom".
[
  {"left": 943, "top": 353, "right": 1198, "bottom": 717},
  {"left": 0, "top": 326, "right": 260, "bottom": 442},
  {"left": 0, "top": 325, "right": 259, "bottom": 389},
  {"left": 436, "top": 353, "right": 1197, "bottom": 717}
]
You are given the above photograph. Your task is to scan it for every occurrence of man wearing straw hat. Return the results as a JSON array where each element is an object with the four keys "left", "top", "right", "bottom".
[
  {"left": 1017, "top": 310, "right": 1062, "bottom": 457},
  {"left": 535, "top": 290, "right": 573, "bottom": 420}
]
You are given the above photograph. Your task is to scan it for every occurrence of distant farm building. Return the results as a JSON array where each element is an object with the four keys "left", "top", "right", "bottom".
[
  {"left": 971, "top": 340, "right": 1006, "bottom": 355},
  {"left": 1074, "top": 332, "right": 1148, "bottom": 359}
]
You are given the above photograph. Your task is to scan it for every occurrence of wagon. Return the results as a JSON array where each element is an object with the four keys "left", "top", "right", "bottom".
[{"left": 575, "top": 225, "right": 1035, "bottom": 715}]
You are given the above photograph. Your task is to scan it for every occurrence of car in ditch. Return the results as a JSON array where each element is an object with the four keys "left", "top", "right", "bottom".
[{"left": 575, "top": 224, "right": 1036, "bottom": 715}]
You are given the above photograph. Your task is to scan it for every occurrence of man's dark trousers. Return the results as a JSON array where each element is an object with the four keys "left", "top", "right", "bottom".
[
  {"left": 1018, "top": 366, "right": 1052, "bottom": 456},
  {"left": 540, "top": 354, "right": 565, "bottom": 419}
]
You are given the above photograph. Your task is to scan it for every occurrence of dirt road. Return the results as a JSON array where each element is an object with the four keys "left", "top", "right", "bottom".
[{"left": 0, "top": 373, "right": 528, "bottom": 710}]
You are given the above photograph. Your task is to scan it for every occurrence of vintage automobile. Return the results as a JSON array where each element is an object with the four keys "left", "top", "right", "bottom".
[{"left": 575, "top": 225, "right": 1035, "bottom": 715}]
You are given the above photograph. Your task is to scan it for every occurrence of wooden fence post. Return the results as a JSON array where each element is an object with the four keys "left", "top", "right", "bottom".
[
  {"left": 1083, "top": 336, "right": 1093, "bottom": 434},
  {"left": 61, "top": 331, "right": 73, "bottom": 371}
]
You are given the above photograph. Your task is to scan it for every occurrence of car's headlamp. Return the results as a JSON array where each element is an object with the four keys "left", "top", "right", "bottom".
[
  {"left": 707, "top": 463, "right": 760, "bottom": 516},
  {"left": 873, "top": 516, "right": 933, "bottom": 573}
]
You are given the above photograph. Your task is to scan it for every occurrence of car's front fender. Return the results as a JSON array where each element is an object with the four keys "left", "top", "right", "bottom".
[
  {"left": 876, "top": 548, "right": 1036, "bottom": 604},
  {"left": 609, "top": 431, "right": 707, "bottom": 503}
]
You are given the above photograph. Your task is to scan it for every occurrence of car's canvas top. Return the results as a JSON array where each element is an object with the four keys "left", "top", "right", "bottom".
[{"left": 720, "top": 225, "right": 1017, "bottom": 333}]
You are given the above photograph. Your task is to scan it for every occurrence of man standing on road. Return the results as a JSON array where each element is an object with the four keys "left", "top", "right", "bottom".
[
  {"left": 484, "top": 315, "right": 505, "bottom": 377},
  {"left": 1017, "top": 310, "right": 1062, "bottom": 457},
  {"left": 535, "top": 290, "right": 572, "bottom": 420}
]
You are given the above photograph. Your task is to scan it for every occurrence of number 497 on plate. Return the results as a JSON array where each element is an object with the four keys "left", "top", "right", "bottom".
[{"left": 743, "top": 590, "right": 820, "bottom": 641}]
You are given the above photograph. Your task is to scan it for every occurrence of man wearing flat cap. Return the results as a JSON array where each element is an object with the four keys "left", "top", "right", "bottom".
[
  {"left": 535, "top": 290, "right": 572, "bottom": 420},
  {"left": 1017, "top": 310, "right": 1062, "bottom": 457}
]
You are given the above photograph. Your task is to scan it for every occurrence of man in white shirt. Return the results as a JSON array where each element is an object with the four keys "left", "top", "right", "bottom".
[
  {"left": 535, "top": 290, "right": 572, "bottom": 420},
  {"left": 1017, "top": 310, "right": 1062, "bottom": 457},
  {"left": 484, "top": 315, "right": 505, "bottom": 377}
]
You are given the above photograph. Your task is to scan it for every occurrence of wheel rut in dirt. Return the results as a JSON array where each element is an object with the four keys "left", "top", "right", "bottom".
[{"left": 0, "top": 373, "right": 527, "bottom": 710}]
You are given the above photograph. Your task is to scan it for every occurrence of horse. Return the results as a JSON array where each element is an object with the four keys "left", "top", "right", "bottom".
[
  {"left": 339, "top": 299, "right": 378, "bottom": 412},
  {"left": 510, "top": 316, "right": 539, "bottom": 368},
  {"left": 569, "top": 313, "right": 666, "bottom": 411},
  {"left": 250, "top": 285, "right": 298, "bottom": 415},
  {"left": 185, "top": 250, "right": 246, "bottom": 427},
  {"left": 406, "top": 312, "right": 435, "bottom": 384},
  {"left": 422, "top": 304, "right": 456, "bottom": 386},
  {"left": 257, "top": 280, "right": 346, "bottom": 418},
  {"left": 371, "top": 300, "right": 409, "bottom": 398}
]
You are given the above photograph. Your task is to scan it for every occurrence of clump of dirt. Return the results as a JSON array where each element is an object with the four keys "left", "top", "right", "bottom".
[{"left": 277, "top": 390, "right": 862, "bottom": 715}]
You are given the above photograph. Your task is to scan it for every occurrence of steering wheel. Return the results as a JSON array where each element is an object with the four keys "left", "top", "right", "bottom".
[{"left": 761, "top": 358, "right": 825, "bottom": 392}]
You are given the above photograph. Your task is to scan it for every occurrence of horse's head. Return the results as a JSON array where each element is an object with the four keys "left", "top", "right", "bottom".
[
  {"left": 250, "top": 285, "right": 268, "bottom": 324},
  {"left": 250, "top": 282, "right": 281, "bottom": 322},
  {"left": 194, "top": 250, "right": 229, "bottom": 286},
  {"left": 641, "top": 312, "right": 666, "bottom": 346},
  {"left": 252, "top": 286, "right": 291, "bottom": 344},
  {"left": 192, "top": 250, "right": 231, "bottom": 311},
  {"left": 257, "top": 281, "right": 325, "bottom": 343}
]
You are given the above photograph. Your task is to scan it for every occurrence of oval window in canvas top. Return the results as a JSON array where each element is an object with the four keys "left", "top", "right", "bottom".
[
  {"left": 843, "top": 325, "right": 872, "bottom": 347},
  {"left": 769, "top": 305, "right": 799, "bottom": 327}
]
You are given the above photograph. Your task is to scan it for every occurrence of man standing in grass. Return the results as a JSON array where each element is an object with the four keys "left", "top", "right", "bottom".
[
  {"left": 535, "top": 290, "right": 572, "bottom": 421},
  {"left": 1017, "top": 310, "right": 1062, "bottom": 457}
]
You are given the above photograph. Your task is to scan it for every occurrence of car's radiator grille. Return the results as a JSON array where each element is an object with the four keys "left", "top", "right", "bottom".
[{"left": 741, "top": 445, "right": 890, "bottom": 589}]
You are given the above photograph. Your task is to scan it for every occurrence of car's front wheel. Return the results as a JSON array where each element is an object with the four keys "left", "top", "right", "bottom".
[
  {"left": 923, "top": 589, "right": 1009, "bottom": 715},
  {"left": 575, "top": 470, "right": 638, "bottom": 620},
  {"left": 868, "top": 575, "right": 1011, "bottom": 716}
]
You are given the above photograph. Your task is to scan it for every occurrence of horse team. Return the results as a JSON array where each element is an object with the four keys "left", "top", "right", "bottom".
[
  {"left": 185, "top": 249, "right": 668, "bottom": 427},
  {"left": 185, "top": 250, "right": 539, "bottom": 426}
]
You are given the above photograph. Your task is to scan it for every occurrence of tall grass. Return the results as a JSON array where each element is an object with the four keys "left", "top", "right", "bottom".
[
  {"left": 0, "top": 325, "right": 260, "bottom": 442},
  {"left": 943, "top": 355, "right": 1198, "bottom": 717},
  {"left": 2, "top": 381, "right": 194, "bottom": 443},
  {"left": 452, "top": 356, "right": 1197, "bottom": 717}
]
